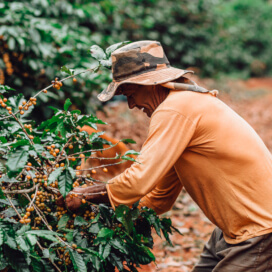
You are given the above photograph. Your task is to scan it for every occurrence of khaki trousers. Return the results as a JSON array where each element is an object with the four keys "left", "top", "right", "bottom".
[{"left": 192, "top": 227, "right": 272, "bottom": 272}]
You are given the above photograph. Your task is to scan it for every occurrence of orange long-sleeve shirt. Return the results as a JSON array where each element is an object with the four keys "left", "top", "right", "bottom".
[{"left": 106, "top": 90, "right": 272, "bottom": 244}]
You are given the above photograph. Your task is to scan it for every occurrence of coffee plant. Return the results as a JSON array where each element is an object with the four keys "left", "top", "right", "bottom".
[{"left": 0, "top": 43, "right": 180, "bottom": 272}]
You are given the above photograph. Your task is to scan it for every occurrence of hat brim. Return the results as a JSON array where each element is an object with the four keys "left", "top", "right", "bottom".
[{"left": 97, "top": 67, "right": 194, "bottom": 102}]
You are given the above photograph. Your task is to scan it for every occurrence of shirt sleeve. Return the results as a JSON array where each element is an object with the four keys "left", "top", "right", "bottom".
[
  {"left": 106, "top": 109, "right": 196, "bottom": 209},
  {"left": 139, "top": 167, "right": 183, "bottom": 215}
]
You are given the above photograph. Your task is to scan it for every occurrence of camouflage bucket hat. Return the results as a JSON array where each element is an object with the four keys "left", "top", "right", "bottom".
[{"left": 97, "top": 40, "right": 193, "bottom": 102}]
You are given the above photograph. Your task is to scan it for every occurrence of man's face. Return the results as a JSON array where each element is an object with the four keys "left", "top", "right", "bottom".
[{"left": 121, "top": 85, "right": 153, "bottom": 117}]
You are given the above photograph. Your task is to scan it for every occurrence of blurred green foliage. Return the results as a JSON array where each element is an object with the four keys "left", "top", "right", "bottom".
[
  {"left": 0, "top": 0, "right": 272, "bottom": 121},
  {"left": 0, "top": 0, "right": 112, "bottom": 121}
]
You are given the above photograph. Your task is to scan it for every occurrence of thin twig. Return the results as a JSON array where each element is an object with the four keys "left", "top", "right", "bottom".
[
  {"left": 81, "top": 161, "right": 125, "bottom": 171},
  {"left": 3, "top": 183, "right": 37, "bottom": 194},
  {"left": 67, "top": 140, "right": 121, "bottom": 157},
  {"left": 9, "top": 112, "right": 34, "bottom": 145},
  {"left": 6, "top": 195, "right": 22, "bottom": 219},
  {"left": 24, "top": 193, "right": 73, "bottom": 249},
  {"left": 28, "top": 184, "right": 39, "bottom": 209},
  {"left": 36, "top": 241, "right": 62, "bottom": 272}
]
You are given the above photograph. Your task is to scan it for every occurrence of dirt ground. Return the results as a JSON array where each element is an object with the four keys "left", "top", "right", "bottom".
[{"left": 96, "top": 76, "right": 272, "bottom": 272}]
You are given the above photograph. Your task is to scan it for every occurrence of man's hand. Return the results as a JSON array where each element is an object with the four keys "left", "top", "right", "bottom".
[{"left": 56, "top": 183, "right": 110, "bottom": 211}]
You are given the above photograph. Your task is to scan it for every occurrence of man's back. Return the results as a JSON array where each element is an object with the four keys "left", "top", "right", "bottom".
[{"left": 160, "top": 90, "right": 272, "bottom": 244}]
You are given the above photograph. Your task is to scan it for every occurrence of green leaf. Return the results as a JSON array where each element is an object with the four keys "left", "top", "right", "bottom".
[
  {"left": 60, "top": 65, "right": 74, "bottom": 76},
  {"left": 5, "top": 234, "right": 17, "bottom": 249},
  {"left": 65, "top": 232, "right": 73, "bottom": 242},
  {"left": 58, "top": 168, "right": 74, "bottom": 197},
  {"left": 74, "top": 216, "right": 88, "bottom": 226},
  {"left": 48, "top": 167, "right": 64, "bottom": 185},
  {"left": 89, "top": 254, "right": 101, "bottom": 271},
  {"left": 57, "top": 213, "right": 70, "bottom": 229},
  {"left": 147, "top": 213, "right": 161, "bottom": 237},
  {"left": 42, "top": 249, "right": 50, "bottom": 258},
  {"left": 9, "top": 139, "right": 29, "bottom": 148},
  {"left": 99, "top": 204, "right": 112, "bottom": 226},
  {"left": 71, "top": 109, "right": 81, "bottom": 115},
  {"left": 40, "top": 259, "right": 55, "bottom": 272},
  {"left": 16, "top": 224, "right": 31, "bottom": 236},
  {"left": 109, "top": 238, "right": 129, "bottom": 254},
  {"left": 55, "top": 121, "right": 66, "bottom": 138},
  {"left": 0, "top": 228, "right": 4, "bottom": 246},
  {"left": 120, "top": 138, "right": 136, "bottom": 144},
  {"left": 69, "top": 249, "right": 87, "bottom": 272},
  {"left": 89, "top": 45, "right": 106, "bottom": 60},
  {"left": 31, "top": 256, "right": 43, "bottom": 272},
  {"left": 97, "top": 228, "right": 114, "bottom": 239},
  {"left": 105, "top": 41, "right": 130, "bottom": 57},
  {"left": 115, "top": 205, "right": 133, "bottom": 233},
  {"left": 64, "top": 98, "right": 72, "bottom": 111},
  {"left": 25, "top": 230, "right": 60, "bottom": 242},
  {"left": 68, "top": 166, "right": 76, "bottom": 179},
  {"left": 26, "top": 234, "right": 37, "bottom": 246},
  {"left": 16, "top": 236, "right": 30, "bottom": 252},
  {"left": 124, "top": 150, "right": 140, "bottom": 156},
  {"left": 88, "top": 222, "right": 102, "bottom": 234},
  {"left": 0, "top": 187, "right": 5, "bottom": 199},
  {"left": 0, "top": 85, "right": 15, "bottom": 93},
  {"left": 102, "top": 243, "right": 111, "bottom": 259},
  {"left": 33, "top": 144, "right": 44, "bottom": 155},
  {"left": 109, "top": 252, "right": 123, "bottom": 271},
  {"left": 6, "top": 147, "right": 29, "bottom": 177},
  {"left": 121, "top": 155, "right": 138, "bottom": 162}
]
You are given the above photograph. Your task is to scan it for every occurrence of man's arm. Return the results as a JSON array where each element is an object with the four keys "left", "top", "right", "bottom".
[
  {"left": 107, "top": 109, "right": 196, "bottom": 209},
  {"left": 139, "top": 167, "right": 183, "bottom": 215}
]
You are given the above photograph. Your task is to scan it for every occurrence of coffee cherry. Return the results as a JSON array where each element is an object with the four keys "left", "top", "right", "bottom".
[
  {"left": 91, "top": 169, "right": 97, "bottom": 174},
  {"left": 103, "top": 167, "right": 108, "bottom": 173},
  {"left": 43, "top": 89, "right": 47, "bottom": 93},
  {"left": 20, "top": 110, "right": 24, "bottom": 115},
  {"left": 3, "top": 98, "right": 7, "bottom": 102},
  {"left": 73, "top": 78, "right": 77, "bottom": 83},
  {"left": 79, "top": 154, "right": 85, "bottom": 158},
  {"left": 81, "top": 199, "right": 86, "bottom": 204}
]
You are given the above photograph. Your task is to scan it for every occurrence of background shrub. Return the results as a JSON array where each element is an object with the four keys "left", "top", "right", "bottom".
[{"left": 1, "top": 0, "right": 272, "bottom": 122}]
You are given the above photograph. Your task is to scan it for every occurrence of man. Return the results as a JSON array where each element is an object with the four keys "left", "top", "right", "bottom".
[{"left": 61, "top": 41, "right": 272, "bottom": 271}]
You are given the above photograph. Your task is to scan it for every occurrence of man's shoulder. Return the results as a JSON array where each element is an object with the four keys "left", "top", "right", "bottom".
[{"left": 157, "top": 90, "right": 218, "bottom": 116}]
